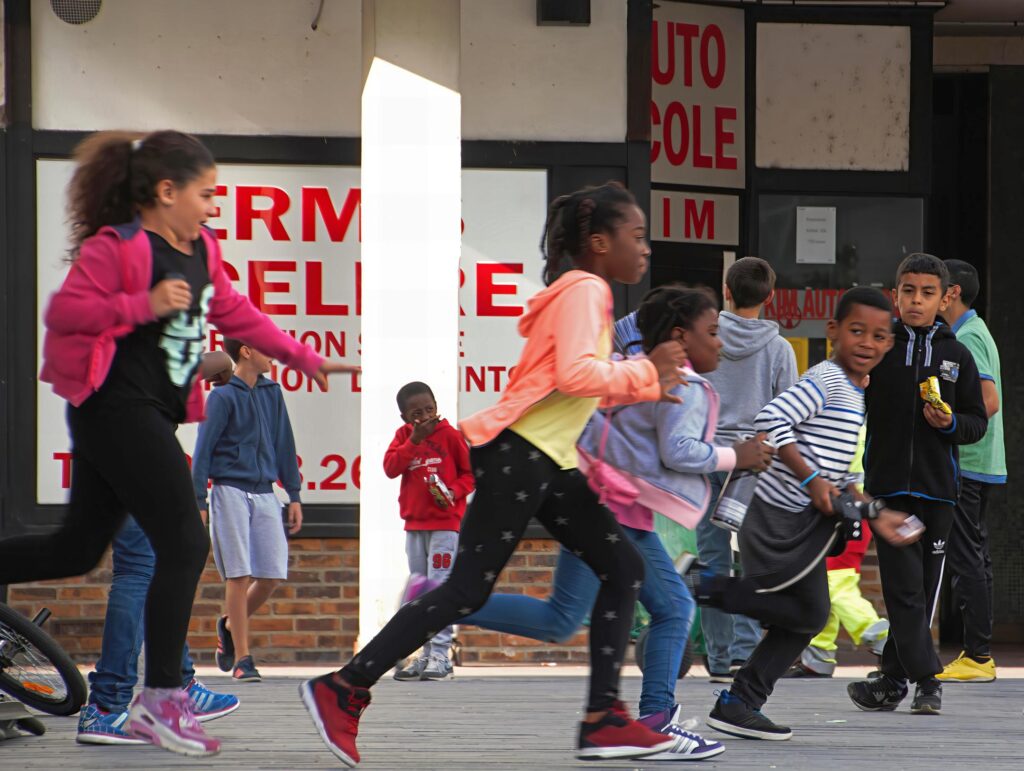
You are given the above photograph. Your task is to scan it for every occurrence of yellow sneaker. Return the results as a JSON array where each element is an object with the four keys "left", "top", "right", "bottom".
[{"left": 936, "top": 652, "right": 996, "bottom": 683}]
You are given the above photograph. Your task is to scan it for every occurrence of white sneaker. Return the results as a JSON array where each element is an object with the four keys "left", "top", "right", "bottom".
[
  {"left": 421, "top": 655, "right": 454, "bottom": 681},
  {"left": 645, "top": 706, "right": 726, "bottom": 761},
  {"left": 393, "top": 656, "right": 428, "bottom": 681}
]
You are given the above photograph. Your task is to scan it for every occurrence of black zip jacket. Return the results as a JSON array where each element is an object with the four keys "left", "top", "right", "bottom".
[{"left": 864, "top": 320, "right": 987, "bottom": 505}]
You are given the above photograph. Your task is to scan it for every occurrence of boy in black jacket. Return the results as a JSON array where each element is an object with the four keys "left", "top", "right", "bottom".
[{"left": 847, "top": 254, "right": 987, "bottom": 716}]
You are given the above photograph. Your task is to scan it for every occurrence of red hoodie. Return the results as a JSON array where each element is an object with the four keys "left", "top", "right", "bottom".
[{"left": 383, "top": 419, "right": 474, "bottom": 531}]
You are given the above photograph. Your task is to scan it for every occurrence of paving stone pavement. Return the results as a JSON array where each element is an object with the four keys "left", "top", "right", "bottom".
[{"left": 2, "top": 671, "right": 1022, "bottom": 770}]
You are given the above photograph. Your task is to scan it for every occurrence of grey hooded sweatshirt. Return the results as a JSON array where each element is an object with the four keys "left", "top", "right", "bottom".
[{"left": 705, "top": 311, "right": 798, "bottom": 447}]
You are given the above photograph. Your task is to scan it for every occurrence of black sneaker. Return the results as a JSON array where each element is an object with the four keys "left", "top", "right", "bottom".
[
  {"left": 233, "top": 655, "right": 262, "bottom": 683},
  {"left": 847, "top": 675, "right": 908, "bottom": 712},
  {"left": 216, "top": 615, "right": 235, "bottom": 672},
  {"left": 706, "top": 690, "right": 792, "bottom": 741},
  {"left": 911, "top": 678, "right": 942, "bottom": 715}
]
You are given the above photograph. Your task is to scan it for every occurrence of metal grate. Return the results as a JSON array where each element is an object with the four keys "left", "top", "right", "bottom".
[{"left": 49, "top": 0, "right": 102, "bottom": 25}]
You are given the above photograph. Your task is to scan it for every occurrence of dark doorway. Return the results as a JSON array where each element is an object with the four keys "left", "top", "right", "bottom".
[{"left": 930, "top": 72, "right": 990, "bottom": 645}]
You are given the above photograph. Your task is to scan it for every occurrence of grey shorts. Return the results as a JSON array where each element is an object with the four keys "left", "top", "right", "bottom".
[{"left": 209, "top": 485, "right": 289, "bottom": 580}]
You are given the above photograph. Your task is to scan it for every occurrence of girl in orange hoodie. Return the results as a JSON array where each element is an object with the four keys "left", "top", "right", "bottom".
[{"left": 300, "top": 182, "right": 688, "bottom": 766}]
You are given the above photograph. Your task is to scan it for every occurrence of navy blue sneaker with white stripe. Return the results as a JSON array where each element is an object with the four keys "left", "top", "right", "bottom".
[
  {"left": 640, "top": 704, "right": 725, "bottom": 760},
  {"left": 186, "top": 678, "right": 240, "bottom": 722},
  {"left": 77, "top": 703, "right": 147, "bottom": 745}
]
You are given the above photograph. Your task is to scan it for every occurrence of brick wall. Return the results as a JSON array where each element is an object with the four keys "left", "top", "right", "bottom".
[{"left": 6, "top": 537, "right": 891, "bottom": 665}]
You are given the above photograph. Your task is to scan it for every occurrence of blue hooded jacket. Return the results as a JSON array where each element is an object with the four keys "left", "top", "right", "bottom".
[{"left": 191, "top": 375, "right": 301, "bottom": 508}]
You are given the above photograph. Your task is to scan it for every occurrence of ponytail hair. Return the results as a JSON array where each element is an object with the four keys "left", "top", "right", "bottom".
[
  {"left": 539, "top": 181, "right": 637, "bottom": 285},
  {"left": 66, "top": 129, "right": 215, "bottom": 257},
  {"left": 635, "top": 284, "right": 718, "bottom": 354}
]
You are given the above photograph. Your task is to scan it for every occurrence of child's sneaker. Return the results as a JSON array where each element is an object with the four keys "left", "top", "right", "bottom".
[
  {"left": 910, "top": 678, "right": 942, "bottom": 715},
  {"left": 216, "top": 615, "right": 235, "bottom": 672},
  {"left": 847, "top": 674, "right": 908, "bottom": 712},
  {"left": 577, "top": 701, "right": 677, "bottom": 760},
  {"left": 299, "top": 673, "right": 371, "bottom": 768},
  {"left": 421, "top": 655, "right": 454, "bottom": 681},
  {"left": 400, "top": 573, "right": 440, "bottom": 606},
  {"left": 706, "top": 690, "right": 792, "bottom": 741},
  {"left": 233, "top": 655, "right": 262, "bottom": 682},
  {"left": 125, "top": 689, "right": 221, "bottom": 756},
  {"left": 76, "top": 703, "right": 147, "bottom": 745},
  {"left": 639, "top": 704, "right": 725, "bottom": 761},
  {"left": 185, "top": 678, "right": 240, "bottom": 721},
  {"left": 393, "top": 655, "right": 428, "bottom": 681},
  {"left": 937, "top": 651, "right": 996, "bottom": 683}
]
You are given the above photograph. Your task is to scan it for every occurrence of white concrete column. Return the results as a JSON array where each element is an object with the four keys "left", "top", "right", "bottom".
[{"left": 358, "top": 0, "right": 462, "bottom": 648}]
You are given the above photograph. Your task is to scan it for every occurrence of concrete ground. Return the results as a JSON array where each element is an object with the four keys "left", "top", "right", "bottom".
[{"left": 1, "top": 664, "right": 1021, "bottom": 770}]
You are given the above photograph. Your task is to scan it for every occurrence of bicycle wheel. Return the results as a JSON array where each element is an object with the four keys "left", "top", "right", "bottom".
[{"left": 0, "top": 604, "right": 86, "bottom": 716}]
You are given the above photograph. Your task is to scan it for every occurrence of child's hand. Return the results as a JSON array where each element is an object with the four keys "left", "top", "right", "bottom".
[
  {"left": 287, "top": 502, "right": 303, "bottom": 535},
  {"left": 808, "top": 476, "right": 840, "bottom": 515},
  {"left": 734, "top": 432, "right": 774, "bottom": 472},
  {"left": 150, "top": 278, "right": 192, "bottom": 318},
  {"left": 411, "top": 416, "right": 441, "bottom": 444},
  {"left": 923, "top": 402, "right": 953, "bottom": 430},
  {"left": 871, "top": 507, "right": 923, "bottom": 547},
  {"left": 648, "top": 340, "right": 688, "bottom": 403},
  {"left": 313, "top": 361, "right": 361, "bottom": 390},
  {"left": 199, "top": 509, "right": 208, "bottom": 527}
]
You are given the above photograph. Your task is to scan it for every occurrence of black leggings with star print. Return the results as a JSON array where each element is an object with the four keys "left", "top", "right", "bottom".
[{"left": 340, "top": 429, "right": 644, "bottom": 712}]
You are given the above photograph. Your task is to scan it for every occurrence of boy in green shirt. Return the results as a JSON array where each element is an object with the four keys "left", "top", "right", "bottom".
[{"left": 938, "top": 260, "right": 1006, "bottom": 683}]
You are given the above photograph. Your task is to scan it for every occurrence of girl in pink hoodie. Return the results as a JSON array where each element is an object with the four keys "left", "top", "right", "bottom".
[
  {"left": 0, "top": 131, "right": 355, "bottom": 757},
  {"left": 301, "top": 182, "right": 688, "bottom": 766}
]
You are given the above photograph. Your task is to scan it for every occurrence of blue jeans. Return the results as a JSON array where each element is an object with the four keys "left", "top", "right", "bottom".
[
  {"left": 696, "top": 471, "right": 761, "bottom": 673},
  {"left": 88, "top": 516, "right": 196, "bottom": 711},
  {"left": 463, "top": 525, "right": 694, "bottom": 716}
]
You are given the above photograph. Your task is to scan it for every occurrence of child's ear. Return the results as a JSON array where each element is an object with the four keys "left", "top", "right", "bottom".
[
  {"left": 825, "top": 318, "right": 838, "bottom": 342},
  {"left": 589, "top": 232, "right": 609, "bottom": 255}
]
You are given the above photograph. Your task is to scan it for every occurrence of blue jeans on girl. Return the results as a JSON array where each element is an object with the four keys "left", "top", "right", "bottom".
[
  {"left": 462, "top": 524, "right": 694, "bottom": 716},
  {"left": 88, "top": 516, "right": 195, "bottom": 712}
]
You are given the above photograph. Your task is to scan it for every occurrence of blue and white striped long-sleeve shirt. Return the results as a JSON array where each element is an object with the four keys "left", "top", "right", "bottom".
[{"left": 753, "top": 360, "right": 864, "bottom": 513}]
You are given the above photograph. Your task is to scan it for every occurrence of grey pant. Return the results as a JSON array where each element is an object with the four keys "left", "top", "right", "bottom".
[{"left": 405, "top": 529, "right": 459, "bottom": 658}]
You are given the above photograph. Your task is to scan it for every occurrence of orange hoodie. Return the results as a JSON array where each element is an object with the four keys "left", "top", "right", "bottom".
[{"left": 459, "top": 270, "right": 661, "bottom": 448}]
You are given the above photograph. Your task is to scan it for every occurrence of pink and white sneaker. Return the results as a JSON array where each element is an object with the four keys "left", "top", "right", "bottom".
[
  {"left": 126, "top": 688, "right": 221, "bottom": 756},
  {"left": 400, "top": 573, "right": 440, "bottom": 606}
]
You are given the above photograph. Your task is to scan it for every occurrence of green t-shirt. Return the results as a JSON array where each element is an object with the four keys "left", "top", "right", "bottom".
[{"left": 954, "top": 311, "right": 1006, "bottom": 483}]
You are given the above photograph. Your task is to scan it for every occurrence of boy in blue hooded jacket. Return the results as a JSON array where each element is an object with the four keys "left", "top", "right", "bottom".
[{"left": 192, "top": 337, "right": 303, "bottom": 683}]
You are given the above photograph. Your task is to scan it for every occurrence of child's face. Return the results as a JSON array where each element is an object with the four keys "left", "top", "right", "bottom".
[
  {"left": 679, "top": 308, "right": 722, "bottom": 374},
  {"left": 827, "top": 304, "right": 894, "bottom": 380},
  {"left": 155, "top": 165, "right": 219, "bottom": 244},
  {"left": 243, "top": 346, "right": 273, "bottom": 375},
  {"left": 893, "top": 272, "right": 948, "bottom": 328},
  {"left": 401, "top": 393, "right": 437, "bottom": 425},
  {"left": 593, "top": 205, "right": 651, "bottom": 286}
]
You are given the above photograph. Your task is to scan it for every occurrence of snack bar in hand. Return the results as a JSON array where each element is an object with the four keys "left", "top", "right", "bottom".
[
  {"left": 426, "top": 473, "right": 454, "bottom": 508},
  {"left": 918, "top": 375, "right": 952, "bottom": 415}
]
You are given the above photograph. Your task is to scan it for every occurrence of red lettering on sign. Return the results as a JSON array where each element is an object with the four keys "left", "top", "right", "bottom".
[
  {"left": 700, "top": 24, "right": 726, "bottom": 89},
  {"left": 301, "top": 187, "right": 361, "bottom": 242},
  {"left": 211, "top": 185, "right": 229, "bottom": 240},
  {"left": 715, "top": 107, "right": 738, "bottom": 170},
  {"left": 685, "top": 198, "right": 714, "bottom": 240},
  {"left": 692, "top": 105, "right": 713, "bottom": 168},
  {"left": 236, "top": 186, "right": 290, "bottom": 241},
  {"left": 477, "top": 264, "right": 523, "bottom": 317},
  {"left": 305, "top": 261, "right": 348, "bottom": 316},
  {"left": 249, "top": 261, "right": 297, "bottom": 315},
  {"left": 53, "top": 452, "right": 72, "bottom": 489}
]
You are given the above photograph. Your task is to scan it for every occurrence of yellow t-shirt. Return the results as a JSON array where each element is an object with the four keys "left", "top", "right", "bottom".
[{"left": 510, "top": 327, "right": 611, "bottom": 470}]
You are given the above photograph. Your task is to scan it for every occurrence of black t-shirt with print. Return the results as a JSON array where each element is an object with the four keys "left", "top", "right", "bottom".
[{"left": 89, "top": 232, "right": 213, "bottom": 423}]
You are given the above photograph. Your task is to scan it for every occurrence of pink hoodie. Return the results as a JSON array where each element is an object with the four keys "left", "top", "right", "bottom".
[
  {"left": 460, "top": 270, "right": 661, "bottom": 447},
  {"left": 40, "top": 220, "right": 324, "bottom": 422}
]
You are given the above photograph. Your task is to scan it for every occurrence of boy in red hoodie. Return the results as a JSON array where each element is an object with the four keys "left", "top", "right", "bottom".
[{"left": 384, "top": 381, "right": 474, "bottom": 681}]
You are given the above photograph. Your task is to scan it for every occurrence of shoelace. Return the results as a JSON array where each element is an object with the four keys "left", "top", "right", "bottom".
[{"left": 334, "top": 685, "right": 369, "bottom": 719}]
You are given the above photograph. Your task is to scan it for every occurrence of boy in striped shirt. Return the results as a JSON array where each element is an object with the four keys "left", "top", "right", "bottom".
[{"left": 697, "top": 287, "right": 920, "bottom": 742}]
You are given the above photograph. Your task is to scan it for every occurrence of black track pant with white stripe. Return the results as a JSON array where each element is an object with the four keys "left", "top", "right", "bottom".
[
  {"left": 875, "top": 495, "right": 954, "bottom": 684},
  {"left": 341, "top": 429, "right": 644, "bottom": 712}
]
